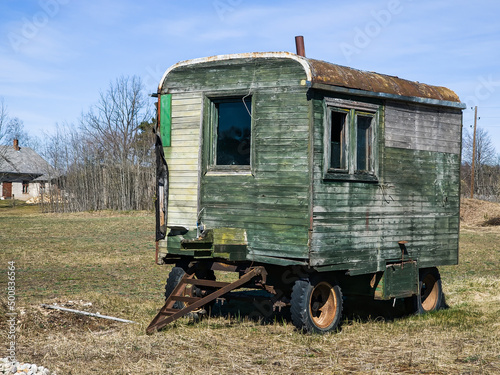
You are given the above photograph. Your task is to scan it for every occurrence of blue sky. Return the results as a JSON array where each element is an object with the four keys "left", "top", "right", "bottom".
[{"left": 1, "top": 0, "right": 500, "bottom": 155}]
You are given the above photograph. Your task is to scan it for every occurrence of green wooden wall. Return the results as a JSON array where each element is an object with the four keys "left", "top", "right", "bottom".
[
  {"left": 310, "top": 93, "right": 462, "bottom": 274},
  {"left": 162, "top": 58, "right": 312, "bottom": 264},
  {"left": 161, "top": 56, "right": 462, "bottom": 272}
]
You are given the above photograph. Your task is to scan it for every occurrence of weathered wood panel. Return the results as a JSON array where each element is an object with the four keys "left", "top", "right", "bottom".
[
  {"left": 164, "top": 92, "right": 202, "bottom": 228},
  {"left": 385, "top": 101, "right": 462, "bottom": 154},
  {"left": 311, "top": 94, "right": 461, "bottom": 273},
  {"left": 162, "top": 56, "right": 462, "bottom": 272},
  {"left": 163, "top": 58, "right": 312, "bottom": 262},
  {"left": 164, "top": 59, "right": 307, "bottom": 93}
]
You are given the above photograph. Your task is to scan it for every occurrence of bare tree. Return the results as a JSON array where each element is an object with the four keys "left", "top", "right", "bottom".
[
  {"left": 5, "top": 117, "right": 29, "bottom": 144},
  {"left": 0, "top": 97, "right": 7, "bottom": 144},
  {"left": 43, "top": 75, "right": 155, "bottom": 212},
  {"left": 4, "top": 116, "right": 43, "bottom": 152},
  {"left": 462, "top": 127, "right": 499, "bottom": 200},
  {"left": 0, "top": 98, "right": 9, "bottom": 185},
  {"left": 80, "top": 75, "right": 152, "bottom": 164}
]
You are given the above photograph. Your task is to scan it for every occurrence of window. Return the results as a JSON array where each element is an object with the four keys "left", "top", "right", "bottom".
[
  {"left": 208, "top": 96, "right": 252, "bottom": 170},
  {"left": 355, "top": 114, "right": 374, "bottom": 172},
  {"left": 330, "top": 111, "right": 348, "bottom": 170},
  {"left": 325, "top": 100, "right": 378, "bottom": 181},
  {"left": 22, "top": 181, "right": 29, "bottom": 194}
]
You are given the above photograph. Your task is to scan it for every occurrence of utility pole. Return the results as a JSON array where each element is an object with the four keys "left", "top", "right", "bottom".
[{"left": 470, "top": 106, "right": 478, "bottom": 199}]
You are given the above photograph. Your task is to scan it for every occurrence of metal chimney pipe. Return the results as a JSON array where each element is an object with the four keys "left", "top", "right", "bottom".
[{"left": 295, "top": 36, "right": 306, "bottom": 57}]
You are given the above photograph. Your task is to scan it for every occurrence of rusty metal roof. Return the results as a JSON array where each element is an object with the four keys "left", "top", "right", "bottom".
[
  {"left": 160, "top": 52, "right": 461, "bottom": 104},
  {"left": 307, "top": 58, "right": 460, "bottom": 103}
]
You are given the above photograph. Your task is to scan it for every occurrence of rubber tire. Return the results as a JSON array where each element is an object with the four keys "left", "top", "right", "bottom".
[
  {"left": 290, "top": 277, "right": 343, "bottom": 334},
  {"left": 164, "top": 266, "right": 187, "bottom": 309},
  {"left": 194, "top": 267, "right": 217, "bottom": 311},
  {"left": 165, "top": 266, "right": 217, "bottom": 310},
  {"left": 416, "top": 267, "right": 443, "bottom": 314}
]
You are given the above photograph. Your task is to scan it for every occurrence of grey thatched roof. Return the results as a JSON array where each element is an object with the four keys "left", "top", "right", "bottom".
[{"left": 0, "top": 144, "right": 58, "bottom": 181}]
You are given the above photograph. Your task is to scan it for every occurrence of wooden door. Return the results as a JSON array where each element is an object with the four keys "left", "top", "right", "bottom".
[{"left": 3, "top": 182, "right": 12, "bottom": 198}]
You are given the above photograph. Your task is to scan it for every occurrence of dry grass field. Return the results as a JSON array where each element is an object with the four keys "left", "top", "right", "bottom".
[{"left": 1, "top": 199, "right": 499, "bottom": 374}]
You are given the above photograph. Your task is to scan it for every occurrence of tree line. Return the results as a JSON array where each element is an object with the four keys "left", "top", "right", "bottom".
[
  {"left": 1, "top": 76, "right": 156, "bottom": 212},
  {"left": 461, "top": 127, "right": 500, "bottom": 201},
  {"left": 3, "top": 80, "right": 500, "bottom": 210},
  {"left": 43, "top": 76, "right": 155, "bottom": 212}
]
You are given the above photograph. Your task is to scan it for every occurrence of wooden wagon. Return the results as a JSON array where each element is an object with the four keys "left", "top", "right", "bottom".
[{"left": 147, "top": 41, "right": 465, "bottom": 334}]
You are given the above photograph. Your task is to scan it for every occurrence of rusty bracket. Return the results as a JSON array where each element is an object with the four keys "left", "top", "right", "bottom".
[
  {"left": 272, "top": 300, "right": 287, "bottom": 312},
  {"left": 398, "top": 241, "right": 409, "bottom": 268}
]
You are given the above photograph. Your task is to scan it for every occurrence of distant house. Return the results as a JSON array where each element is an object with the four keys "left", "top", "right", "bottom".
[{"left": 0, "top": 139, "right": 58, "bottom": 201}]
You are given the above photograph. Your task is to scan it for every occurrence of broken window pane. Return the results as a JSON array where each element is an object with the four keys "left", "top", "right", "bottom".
[
  {"left": 356, "top": 115, "right": 373, "bottom": 172},
  {"left": 330, "top": 111, "right": 347, "bottom": 170}
]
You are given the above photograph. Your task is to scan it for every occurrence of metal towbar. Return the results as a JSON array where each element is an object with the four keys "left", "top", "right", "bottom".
[{"left": 146, "top": 266, "right": 266, "bottom": 334}]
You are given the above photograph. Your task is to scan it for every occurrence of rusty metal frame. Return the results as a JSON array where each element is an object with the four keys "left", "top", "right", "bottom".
[{"left": 146, "top": 266, "right": 266, "bottom": 334}]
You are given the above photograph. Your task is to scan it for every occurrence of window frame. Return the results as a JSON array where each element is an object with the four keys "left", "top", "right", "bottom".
[
  {"left": 323, "top": 98, "right": 379, "bottom": 182},
  {"left": 204, "top": 93, "right": 254, "bottom": 175},
  {"left": 22, "top": 181, "right": 29, "bottom": 194},
  {"left": 354, "top": 111, "right": 376, "bottom": 173},
  {"left": 329, "top": 108, "right": 350, "bottom": 173}
]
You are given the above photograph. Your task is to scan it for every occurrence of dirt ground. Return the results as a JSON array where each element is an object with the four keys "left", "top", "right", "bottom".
[{"left": 460, "top": 198, "right": 500, "bottom": 227}]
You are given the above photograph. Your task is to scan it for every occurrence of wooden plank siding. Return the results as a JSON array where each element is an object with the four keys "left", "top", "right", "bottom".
[
  {"left": 162, "top": 58, "right": 312, "bottom": 262},
  {"left": 160, "top": 54, "right": 462, "bottom": 272},
  {"left": 385, "top": 101, "right": 462, "bottom": 154},
  {"left": 164, "top": 59, "right": 307, "bottom": 94},
  {"left": 164, "top": 92, "right": 202, "bottom": 229},
  {"left": 310, "top": 95, "right": 462, "bottom": 273}
]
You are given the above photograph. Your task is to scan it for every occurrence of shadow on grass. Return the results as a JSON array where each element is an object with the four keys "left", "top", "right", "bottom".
[{"left": 191, "top": 291, "right": 450, "bottom": 330}]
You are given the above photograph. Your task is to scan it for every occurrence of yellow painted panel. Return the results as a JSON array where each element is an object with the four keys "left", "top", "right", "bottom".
[
  {"left": 172, "top": 110, "right": 200, "bottom": 118},
  {"left": 167, "top": 158, "right": 199, "bottom": 166},
  {"left": 168, "top": 164, "right": 199, "bottom": 172},
  {"left": 170, "top": 115, "right": 202, "bottom": 124},
  {"left": 166, "top": 92, "right": 202, "bottom": 228},
  {"left": 168, "top": 176, "right": 198, "bottom": 184},
  {"left": 169, "top": 190, "right": 198, "bottom": 199},
  {"left": 167, "top": 140, "right": 199, "bottom": 147},
  {"left": 173, "top": 127, "right": 199, "bottom": 135},
  {"left": 164, "top": 149, "right": 199, "bottom": 158},
  {"left": 171, "top": 92, "right": 201, "bottom": 100}
]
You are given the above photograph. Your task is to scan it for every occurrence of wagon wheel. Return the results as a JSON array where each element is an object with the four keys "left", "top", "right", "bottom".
[
  {"left": 404, "top": 267, "right": 443, "bottom": 314},
  {"left": 417, "top": 267, "right": 443, "bottom": 313},
  {"left": 164, "top": 266, "right": 216, "bottom": 310},
  {"left": 290, "top": 277, "right": 343, "bottom": 333},
  {"left": 164, "top": 266, "right": 189, "bottom": 309}
]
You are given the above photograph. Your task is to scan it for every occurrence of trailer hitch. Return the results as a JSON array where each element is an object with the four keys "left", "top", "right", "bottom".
[{"left": 146, "top": 266, "right": 266, "bottom": 334}]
